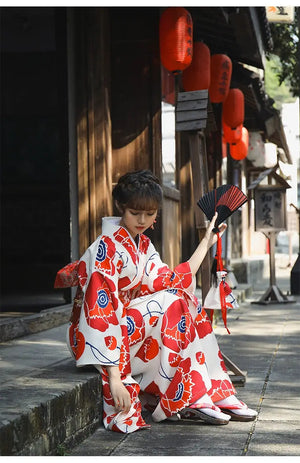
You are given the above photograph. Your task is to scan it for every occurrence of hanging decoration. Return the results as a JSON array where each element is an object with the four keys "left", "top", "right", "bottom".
[
  {"left": 182, "top": 41, "right": 210, "bottom": 91},
  {"left": 223, "top": 88, "right": 244, "bottom": 128},
  {"left": 230, "top": 126, "right": 249, "bottom": 160},
  {"left": 159, "top": 7, "right": 193, "bottom": 73},
  {"left": 223, "top": 120, "right": 243, "bottom": 144},
  {"left": 209, "top": 54, "right": 232, "bottom": 103},
  {"left": 197, "top": 185, "right": 248, "bottom": 333}
]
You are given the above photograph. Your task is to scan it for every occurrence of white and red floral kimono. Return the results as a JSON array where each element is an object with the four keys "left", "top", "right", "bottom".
[{"left": 61, "top": 217, "right": 235, "bottom": 433}]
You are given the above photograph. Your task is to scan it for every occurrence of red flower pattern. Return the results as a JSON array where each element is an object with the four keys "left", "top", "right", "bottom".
[
  {"left": 95, "top": 236, "right": 117, "bottom": 275},
  {"left": 136, "top": 337, "right": 159, "bottom": 363},
  {"left": 84, "top": 272, "right": 119, "bottom": 331},
  {"left": 161, "top": 299, "right": 196, "bottom": 352}
]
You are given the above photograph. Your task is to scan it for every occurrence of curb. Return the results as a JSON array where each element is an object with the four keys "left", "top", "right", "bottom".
[
  {"left": 0, "top": 304, "right": 72, "bottom": 343},
  {"left": 0, "top": 359, "right": 102, "bottom": 456}
]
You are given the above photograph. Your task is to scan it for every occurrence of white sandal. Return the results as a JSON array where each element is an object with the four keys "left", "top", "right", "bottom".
[
  {"left": 180, "top": 403, "right": 231, "bottom": 425},
  {"left": 217, "top": 399, "right": 257, "bottom": 422}
]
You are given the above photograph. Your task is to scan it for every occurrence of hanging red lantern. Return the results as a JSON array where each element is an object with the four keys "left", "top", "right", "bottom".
[
  {"left": 230, "top": 126, "right": 249, "bottom": 160},
  {"left": 223, "top": 88, "right": 244, "bottom": 128},
  {"left": 182, "top": 41, "right": 210, "bottom": 91},
  {"left": 223, "top": 120, "right": 243, "bottom": 144},
  {"left": 159, "top": 7, "right": 193, "bottom": 73},
  {"left": 209, "top": 54, "right": 232, "bottom": 103}
]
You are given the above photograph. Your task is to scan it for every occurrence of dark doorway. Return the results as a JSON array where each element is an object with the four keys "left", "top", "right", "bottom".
[{"left": 1, "top": 7, "right": 70, "bottom": 312}]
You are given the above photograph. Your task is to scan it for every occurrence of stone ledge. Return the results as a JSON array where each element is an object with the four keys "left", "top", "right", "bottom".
[
  {"left": 0, "top": 304, "right": 72, "bottom": 343},
  {"left": 0, "top": 359, "right": 102, "bottom": 456}
]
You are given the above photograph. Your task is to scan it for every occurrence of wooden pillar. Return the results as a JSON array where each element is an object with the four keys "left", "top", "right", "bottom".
[{"left": 188, "top": 131, "right": 211, "bottom": 303}]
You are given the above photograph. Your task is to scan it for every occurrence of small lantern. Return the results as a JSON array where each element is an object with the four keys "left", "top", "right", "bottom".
[
  {"left": 159, "top": 7, "right": 193, "bottom": 73},
  {"left": 223, "top": 120, "right": 243, "bottom": 144},
  {"left": 223, "top": 88, "right": 244, "bottom": 128},
  {"left": 230, "top": 126, "right": 249, "bottom": 160},
  {"left": 182, "top": 41, "right": 210, "bottom": 91},
  {"left": 209, "top": 54, "right": 232, "bottom": 103}
]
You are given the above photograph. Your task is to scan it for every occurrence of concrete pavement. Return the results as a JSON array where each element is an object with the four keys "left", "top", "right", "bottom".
[{"left": 0, "top": 252, "right": 299, "bottom": 456}]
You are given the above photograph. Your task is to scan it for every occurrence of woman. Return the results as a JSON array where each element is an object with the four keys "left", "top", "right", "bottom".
[{"left": 58, "top": 170, "right": 257, "bottom": 433}]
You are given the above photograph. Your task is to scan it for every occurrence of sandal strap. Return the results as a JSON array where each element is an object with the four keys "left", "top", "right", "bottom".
[
  {"left": 189, "top": 403, "right": 221, "bottom": 412},
  {"left": 219, "top": 400, "right": 248, "bottom": 411}
]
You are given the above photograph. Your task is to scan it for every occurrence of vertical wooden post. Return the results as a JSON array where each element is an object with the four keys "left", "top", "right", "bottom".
[{"left": 188, "top": 131, "right": 211, "bottom": 303}]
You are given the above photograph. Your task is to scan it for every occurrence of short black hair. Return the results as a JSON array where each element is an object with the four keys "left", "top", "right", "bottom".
[{"left": 112, "top": 170, "right": 163, "bottom": 212}]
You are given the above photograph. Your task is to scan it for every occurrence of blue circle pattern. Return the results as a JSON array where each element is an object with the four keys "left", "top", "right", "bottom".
[
  {"left": 127, "top": 317, "right": 135, "bottom": 336},
  {"left": 166, "top": 288, "right": 178, "bottom": 295},
  {"left": 96, "top": 240, "right": 106, "bottom": 262},
  {"left": 178, "top": 315, "right": 186, "bottom": 333},
  {"left": 97, "top": 289, "right": 109, "bottom": 308},
  {"left": 174, "top": 382, "right": 184, "bottom": 401}
]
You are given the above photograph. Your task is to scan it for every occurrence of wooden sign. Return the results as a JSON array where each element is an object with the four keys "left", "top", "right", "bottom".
[
  {"left": 176, "top": 90, "right": 208, "bottom": 132},
  {"left": 266, "top": 6, "right": 295, "bottom": 23},
  {"left": 254, "top": 188, "right": 287, "bottom": 232}
]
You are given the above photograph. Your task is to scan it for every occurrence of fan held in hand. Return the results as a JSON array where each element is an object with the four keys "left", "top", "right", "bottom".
[{"left": 197, "top": 184, "right": 248, "bottom": 231}]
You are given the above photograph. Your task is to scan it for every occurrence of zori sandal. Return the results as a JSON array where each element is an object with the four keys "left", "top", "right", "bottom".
[
  {"left": 218, "top": 400, "right": 257, "bottom": 422},
  {"left": 180, "top": 403, "right": 231, "bottom": 425}
]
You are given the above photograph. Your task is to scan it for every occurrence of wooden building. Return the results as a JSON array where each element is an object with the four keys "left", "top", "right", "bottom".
[{"left": 0, "top": 6, "right": 290, "bottom": 310}]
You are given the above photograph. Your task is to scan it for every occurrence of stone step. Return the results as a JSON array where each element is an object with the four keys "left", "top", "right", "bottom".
[
  {"left": 0, "top": 304, "right": 72, "bottom": 343},
  {"left": 0, "top": 324, "right": 101, "bottom": 456}
]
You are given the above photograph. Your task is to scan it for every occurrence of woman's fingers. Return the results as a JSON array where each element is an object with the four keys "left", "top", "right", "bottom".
[{"left": 114, "top": 393, "right": 131, "bottom": 413}]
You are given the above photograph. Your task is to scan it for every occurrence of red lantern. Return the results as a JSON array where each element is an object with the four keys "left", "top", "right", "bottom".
[
  {"left": 230, "top": 127, "right": 249, "bottom": 160},
  {"left": 182, "top": 41, "right": 210, "bottom": 91},
  {"left": 223, "top": 120, "right": 243, "bottom": 144},
  {"left": 223, "top": 88, "right": 244, "bottom": 128},
  {"left": 159, "top": 7, "right": 193, "bottom": 73},
  {"left": 209, "top": 54, "right": 232, "bottom": 103}
]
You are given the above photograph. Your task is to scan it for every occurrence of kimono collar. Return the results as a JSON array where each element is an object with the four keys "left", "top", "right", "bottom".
[
  {"left": 102, "top": 216, "right": 139, "bottom": 248},
  {"left": 102, "top": 216, "right": 122, "bottom": 235}
]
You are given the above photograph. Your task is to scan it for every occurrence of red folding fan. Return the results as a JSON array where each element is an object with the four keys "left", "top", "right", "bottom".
[{"left": 197, "top": 184, "right": 248, "bottom": 232}]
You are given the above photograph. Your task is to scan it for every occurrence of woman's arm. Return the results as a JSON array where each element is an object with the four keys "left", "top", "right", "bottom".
[
  {"left": 106, "top": 366, "right": 132, "bottom": 413},
  {"left": 188, "top": 212, "right": 227, "bottom": 276}
]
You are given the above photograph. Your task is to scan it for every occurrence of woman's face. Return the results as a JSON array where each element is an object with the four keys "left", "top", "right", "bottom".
[{"left": 120, "top": 208, "right": 158, "bottom": 239}]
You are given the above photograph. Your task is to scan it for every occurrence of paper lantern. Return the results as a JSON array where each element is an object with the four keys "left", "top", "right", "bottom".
[
  {"left": 223, "top": 88, "right": 244, "bottom": 128},
  {"left": 209, "top": 54, "right": 232, "bottom": 103},
  {"left": 248, "top": 131, "right": 265, "bottom": 166},
  {"left": 230, "top": 127, "right": 249, "bottom": 160},
  {"left": 159, "top": 7, "right": 193, "bottom": 73},
  {"left": 223, "top": 120, "right": 243, "bottom": 144},
  {"left": 182, "top": 41, "right": 210, "bottom": 91}
]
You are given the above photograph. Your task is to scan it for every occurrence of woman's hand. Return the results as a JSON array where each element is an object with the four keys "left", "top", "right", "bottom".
[
  {"left": 204, "top": 212, "right": 227, "bottom": 249},
  {"left": 106, "top": 366, "right": 132, "bottom": 414},
  {"left": 188, "top": 212, "right": 227, "bottom": 276}
]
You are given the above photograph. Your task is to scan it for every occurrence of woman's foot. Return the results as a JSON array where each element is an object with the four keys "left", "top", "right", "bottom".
[
  {"left": 180, "top": 403, "right": 231, "bottom": 425},
  {"left": 215, "top": 396, "right": 257, "bottom": 422}
]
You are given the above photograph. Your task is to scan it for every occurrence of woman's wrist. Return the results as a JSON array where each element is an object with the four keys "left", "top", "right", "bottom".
[{"left": 106, "top": 366, "right": 121, "bottom": 380}]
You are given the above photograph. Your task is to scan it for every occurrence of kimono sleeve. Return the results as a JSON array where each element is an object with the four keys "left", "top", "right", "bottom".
[
  {"left": 75, "top": 235, "right": 130, "bottom": 372},
  {"left": 141, "top": 241, "right": 196, "bottom": 294}
]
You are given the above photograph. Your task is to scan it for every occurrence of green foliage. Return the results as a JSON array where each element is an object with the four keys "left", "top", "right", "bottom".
[
  {"left": 265, "top": 55, "right": 296, "bottom": 110},
  {"left": 267, "top": 7, "right": 300, "bottom": 98}
]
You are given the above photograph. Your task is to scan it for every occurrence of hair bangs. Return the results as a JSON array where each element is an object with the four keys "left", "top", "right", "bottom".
[{"left": 126, "top": 193, "right": 160, "bottom": 211}]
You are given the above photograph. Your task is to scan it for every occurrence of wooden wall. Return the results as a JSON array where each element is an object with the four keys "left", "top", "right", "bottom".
[
  {"left": 75, "top": 8, "right": 113, "bottom": 256},
  {"left": 74, "top": 7, "right": 163, "bottom": 256}
]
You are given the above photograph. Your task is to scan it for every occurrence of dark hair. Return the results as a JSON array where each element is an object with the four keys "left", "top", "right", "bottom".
[{"left": 112, "top": 170, "right": 163, "bottom": 212}]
